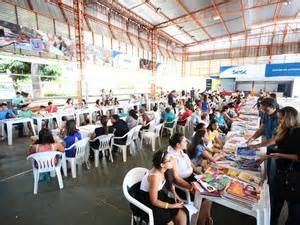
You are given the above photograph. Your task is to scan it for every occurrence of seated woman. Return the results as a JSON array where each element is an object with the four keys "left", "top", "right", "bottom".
[
  {"left": 227, "top": 103, "right": 238, "bottom": 118},
  {"left": 126, "top": 109, "right": 139, "bottom": 130},
  {"left": 214, "top": 110, "right": 229, "bottom": 134},
  {"left": 191, "top": 107, "right": 201, "bottom": 127},
  {"left": 177, "top": 105, "right": 193, "bottom": 126},
  {"left": 139, "top": 150, "right": 187, "bottom": 225},
  {"left": 206, "top": 119, "right": 223, "bottom": 151},
  {"left": 188, "top": 130, "right": 216, "bottom": 168},
  {"left": 27, "top": 128, "right": 64, "bottom": 155},
  {"left": 64, "top": 119, "right": 82, "bottom": 157},
  {"left": 27, "top": 128, "right": 64, "bottom": 181},
  {"left": 167, "top": 133, "right": 213, "bottom": 225},
  {"left": 89, "top": 116, "right": 114, "bottom": 160},
  {"left": 164, "top": 107, "right": 176, "bottom": 128},
  {"left": 139, "top": 108, "right": 151, "bottom": 130}
]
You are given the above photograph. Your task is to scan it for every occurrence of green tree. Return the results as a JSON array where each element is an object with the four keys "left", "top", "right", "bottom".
[
  {"left": 0, "top": 59, "right": 31, "bottom": 89},
  {"left": 40, "top": 64, "right": 62, "bottom": 81}
]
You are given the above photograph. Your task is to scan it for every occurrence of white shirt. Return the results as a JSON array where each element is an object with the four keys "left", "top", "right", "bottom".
[
  {"left": 167, "top": 146, "right": 193, "bottom": 179},
  {"left": 140, "top": 171, "right": 165, "bottom": 192}
]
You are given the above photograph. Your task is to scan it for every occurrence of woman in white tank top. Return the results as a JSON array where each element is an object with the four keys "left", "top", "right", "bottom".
[{"left": 139, "top": 150, "right": 187, "bottom": 225}]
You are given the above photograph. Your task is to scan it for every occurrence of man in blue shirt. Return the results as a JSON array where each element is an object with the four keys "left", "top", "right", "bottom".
[{"left": 247, "top": 97, "right": 279, "bottom": 225}]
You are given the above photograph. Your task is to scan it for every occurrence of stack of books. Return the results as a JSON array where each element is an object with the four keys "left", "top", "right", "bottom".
[
  {"left": 223, "top": 179, "right": 261, "bottom": 208},
  {"left": 194, "top": 167, "right": 231, "bottom": 196}
]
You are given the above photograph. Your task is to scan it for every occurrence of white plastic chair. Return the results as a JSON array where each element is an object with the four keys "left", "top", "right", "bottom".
[
  {"left": 111, "top": 128, "right": 135, "bottom": 162},
  {"left": 27, "top": 151, "right": 64, "bottom": 194},
  {"left": 64, "top": 137, "right": 90, "bottom": 178},
  {"left": 141, "top": 123, "right": 163, "bottom": 151},
  {"left": 131, "top": 125, "right": 143, "bottom": 151},
  {"left": 163, "top": 118, "right": 178, "bottom": 137},
  {"left": 177, "top": 116, "right": 191, "bottom": 136},
  {"left": 122, "top": 167, "right": 154, "bottom": 225},
  {"left": 89, "top": 133, "right": 114, "bottom": 167}
]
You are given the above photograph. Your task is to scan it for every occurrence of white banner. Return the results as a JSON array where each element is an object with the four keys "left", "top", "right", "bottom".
[{"left": 220, "top": 64, "right": 266, "bottom": 81}]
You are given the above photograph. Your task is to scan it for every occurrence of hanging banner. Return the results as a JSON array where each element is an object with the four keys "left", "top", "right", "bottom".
[
  {"left": 219, "top": 64, "right": 266, "bottom": 81},
  {"left": 265, "top": 63, "right": 300, "bottom": 77}
]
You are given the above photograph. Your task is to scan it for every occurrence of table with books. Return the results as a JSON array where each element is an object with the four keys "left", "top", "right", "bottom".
[{"left": 192, "top": 105, "right": 270, "bottom": 225}]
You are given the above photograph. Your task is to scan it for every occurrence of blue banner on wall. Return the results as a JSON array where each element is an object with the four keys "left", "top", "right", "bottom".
[
  {"left": 265, "top": 63, "right": 300, "bottom": 77},
  {"left": 220, "top": 66, "right": 232, "bottom": 73}
]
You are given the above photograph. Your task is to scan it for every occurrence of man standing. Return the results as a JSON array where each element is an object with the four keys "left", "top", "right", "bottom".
[{"left": 247, "top": 97, "right": 279, "bottom": 224}]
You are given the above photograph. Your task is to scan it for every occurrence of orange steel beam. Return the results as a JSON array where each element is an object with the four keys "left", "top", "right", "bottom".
[
  {"left": 156, "top": 0, "right": 286, "bottom": 28},
  {"left": 90, "top": 0, "right": 184, "bottom": 46},
  {"left": 280, "top": 24, "right": 288, "bottom": 52},
  {"left": 144, "top": 1, "right": 197, "bottom": 42},
  {"left": 184, "top": 41, "right": 300, "bottom": 56},
  {"left": 240, "top": 0, "right": 248, "bottom": 58},
  {"left": 211, "top": 0, "right": 231, "bottom": 37},
  {"left": 176, "top": 0, "right": 213, "bottom": 41},
  {"left": 26, "top": 0, "right": 33, "bottom": 10},
  {"left": 125, "top": 20, "right": 133, "bottom": 46},
  {"left": 74, "top": 0, "right": 85, "bottom": 101},
  {"left": 88, "top": 0, "right": 153, "bottom": 28},
  {"left": 269, "top": 2, "right": 283, "bottom": 63},
  {"left": 57, "top": 0, "right": 69, "bottom": 24}
]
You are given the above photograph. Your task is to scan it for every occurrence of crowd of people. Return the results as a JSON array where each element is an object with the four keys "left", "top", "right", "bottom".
[{"left": 1, "top": 87, "right": 299, "bottom": 225}]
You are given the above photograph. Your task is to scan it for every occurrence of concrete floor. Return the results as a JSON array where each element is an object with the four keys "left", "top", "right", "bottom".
[{"left": 1, "top": 133, "right": 258, "bottom": 225}]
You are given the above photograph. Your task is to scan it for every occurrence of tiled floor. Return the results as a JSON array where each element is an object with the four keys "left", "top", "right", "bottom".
[{"left": 0, "top": 133, "right": 260, "bottom": 225}]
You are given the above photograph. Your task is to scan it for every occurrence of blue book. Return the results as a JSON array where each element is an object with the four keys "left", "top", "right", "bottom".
[{"left": 236, "top": 147, "right": 256, "bottom": 159}]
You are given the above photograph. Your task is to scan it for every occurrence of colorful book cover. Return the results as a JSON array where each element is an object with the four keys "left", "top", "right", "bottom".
[
  {"left": 192, "top": 182, "right": 220, "bottom": 197},
  {"left": 225, "top": 179, "right": 260, "bottom": 202},
  {"left": 238, "top": 172, "right": 262, "bottom": 187},
  {"left": 236, "top": 147, "right": 256, "bottom": 159},
  {"left": 238, "top": 159, "right": 261, "bottom": 171}
]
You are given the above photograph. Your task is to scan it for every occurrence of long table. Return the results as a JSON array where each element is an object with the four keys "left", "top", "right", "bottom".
[
  {"left": 192, "top": 99, "right": 270, "bottom": 225},
  {"left": 1, "top": 117, "right": 36, "bottom": 145}
]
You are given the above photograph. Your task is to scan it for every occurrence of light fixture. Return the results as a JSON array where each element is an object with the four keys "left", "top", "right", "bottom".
[
  {"left": 213, "top": 16, "right": 220, "bottom": 21},
  {"left": 156, "top": 7, "right": 161, "bottom": 13},
  {"left": 283, "top": 0, "right": 291, "bottom": 6}
]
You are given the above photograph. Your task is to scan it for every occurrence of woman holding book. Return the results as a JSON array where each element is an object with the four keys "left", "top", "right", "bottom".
[
  {"left": 259, "top": 106, "right": 300, "bottom": 225},
  {"left": 139, "top": 150, "right": 187, "bottom": 225}
]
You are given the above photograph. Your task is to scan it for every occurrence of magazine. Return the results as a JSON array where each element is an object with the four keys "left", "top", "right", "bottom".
[
  {"left": 238, "top": 172, "right": 262, "bottom": 187},
  {"left": 223, "top": 179, "right": 261, "bottom": 208},
  {"left": 236, "top": 147, "right": 256, "bottom": 159}
]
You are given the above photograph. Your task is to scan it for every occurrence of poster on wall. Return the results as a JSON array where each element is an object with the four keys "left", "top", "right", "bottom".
[
  {"left": 139, "top": 59, "right": 159, "bottom": 70},
  {"left": 0, "top": 20, "right": 75, "bottom": 59}
]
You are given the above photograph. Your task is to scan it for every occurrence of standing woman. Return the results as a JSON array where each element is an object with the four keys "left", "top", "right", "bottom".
[
  {"left": 260, "top": 106, "right": 300, "bottom": 225},
  {"left": 139, "top": 150, "right": 187, "bottom": 225}
]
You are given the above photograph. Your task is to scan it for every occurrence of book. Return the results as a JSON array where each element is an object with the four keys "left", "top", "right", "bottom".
[
  {"left": 238, "top": 159, "right": 261, "bottom": 171},
  {"left": 236, "top": 147, "right": 256, "bottom": 159},
  {"left": 223, "top": 179, "right": 261, "bottom": 208},
  {"left": 238, "top": 172, "right": 262, "bottom": 187},
  {"left": 192, "top": 181, "right": 220, "bottom": 197},
  {"left": 196, "top": 172, "right": 231, "bottom": 192}
]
